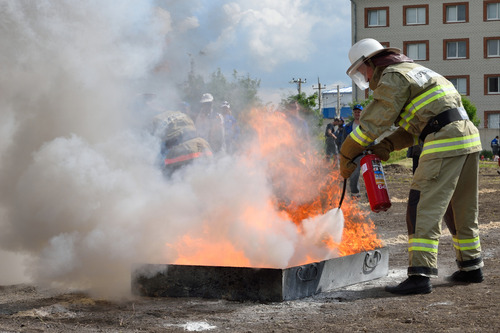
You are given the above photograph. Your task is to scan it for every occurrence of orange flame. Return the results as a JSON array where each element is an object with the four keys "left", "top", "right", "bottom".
[{"left": 165, "top": 107, "right": 383, "bottom": 267}]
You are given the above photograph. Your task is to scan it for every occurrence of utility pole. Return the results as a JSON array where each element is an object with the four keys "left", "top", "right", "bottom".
[
  {"left": 312, "top": 77, "right": 327, "bottom": 112},
  {"left": 290, "top": 78, "right": 307, "bottom": 95},
  {"left": 336, "top": 85, "right": 341, "bottom": 118}
]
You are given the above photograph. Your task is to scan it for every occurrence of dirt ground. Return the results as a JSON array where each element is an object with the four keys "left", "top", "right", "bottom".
[{"left": 1, "top": 161, "right": 499, "bottom": 333}]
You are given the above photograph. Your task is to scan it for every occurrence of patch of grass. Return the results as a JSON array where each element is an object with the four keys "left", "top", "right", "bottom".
[
  {"left": 479, "top": 161, "right": 499, "bottom": 169},
  {"left": 384, "top": 149, "right": 409, "bottom": 165}
]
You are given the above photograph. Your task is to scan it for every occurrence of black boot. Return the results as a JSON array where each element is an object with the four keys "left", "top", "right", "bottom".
[
  {"left": 446, "top": 268, "right": 484, "bottom": 283},
  {"left": 385, "top": 275, "right": 432, "bottom": 295}
]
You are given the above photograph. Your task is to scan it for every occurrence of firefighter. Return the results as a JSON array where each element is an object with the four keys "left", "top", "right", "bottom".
[
  {"left": 195, "top": 93, "right": 226, "bottom": 153},
  {"left": 151, "top": 102, "right": 212, "bottom": 175},
  {"left": 340, "top": 38, "right": 483, "bottom": 295}
]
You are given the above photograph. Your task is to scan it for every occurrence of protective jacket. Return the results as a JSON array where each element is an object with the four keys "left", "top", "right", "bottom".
[
  {"left": 348, "top": 61, "right": 483, "bottom": 277},
  {"left": 152, "top": 111, "right": 212, "bottom": 172},
  {"left": 349, "top": 62, "right": 481, "bottom": 160}
]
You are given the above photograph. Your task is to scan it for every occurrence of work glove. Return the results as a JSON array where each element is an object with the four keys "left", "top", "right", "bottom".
[
  {"left": 339, "top": 135, "right": 365, "bottom": 179},
  {"left": 371, "top": 127, "right": 416, "bottom": 161}
]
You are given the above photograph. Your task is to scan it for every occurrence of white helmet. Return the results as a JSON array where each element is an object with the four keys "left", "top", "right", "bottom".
[
  {"left": 346, "top": 38, "right": 400, "bottom": 90},
  {"left": 200, "top": 93, "right": 214, "bottom": 103}
]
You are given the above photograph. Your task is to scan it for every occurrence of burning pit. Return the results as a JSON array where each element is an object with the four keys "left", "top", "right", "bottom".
[{"left": 132, "top": 108, "right": 387, "bottom": 301}]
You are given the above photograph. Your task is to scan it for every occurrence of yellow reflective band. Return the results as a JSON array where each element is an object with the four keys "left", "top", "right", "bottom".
[
  {"left": 421, "top": 133, "right": 481, "bottom": 157},
  {"left": 349, "top": 126, "right": 374, "bottom": 147},
  {"left": 398, "top": 118, "right": 411, "bottom": 131},
  {"left": 454, "top": 244, "right": 481, "bottom": 251},
  {"left": 408, "top": 238, "right": 439, "bottom": 252},
  {"left": 409, "top": 238, "right": 439, "bottom": 245},
  {"left": 409, "top": 246, "right": 439, "bottom": 253},
  {"left": 399, "top": 85, "right": 457, "bottom": 126},
  {"left": 452, "top": 236, "right": 481, "bottom": 251}
]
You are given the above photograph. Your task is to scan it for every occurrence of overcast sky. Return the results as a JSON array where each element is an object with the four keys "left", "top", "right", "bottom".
[{"left": 157, "top": 0, "right": 353, "bottom": 104}]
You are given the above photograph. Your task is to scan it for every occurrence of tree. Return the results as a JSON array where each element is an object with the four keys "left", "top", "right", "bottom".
[
  {"left": 280, "top": 92, "right": 326, "bottom": 149},
  {"left": 180, "top": 67, "right": 261, "bottom": 117},
  {"left": 461, "top": 95, "right": 480, "bottom": 127},
  {"left": 180, "top": 58, "right": 206, "bottom": 108},
  {"left": 281, "top": 92, "right": 317, "bottom": 114}
]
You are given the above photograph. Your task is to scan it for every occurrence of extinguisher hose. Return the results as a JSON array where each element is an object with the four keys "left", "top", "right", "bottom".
[
  {"left": 338, "top": 152, "right": 365, "bottom": 210},
  {"left": 338, "top": 178, "right": 347, "bottom": 209}
]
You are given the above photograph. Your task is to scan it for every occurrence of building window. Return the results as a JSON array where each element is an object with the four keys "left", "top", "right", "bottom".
[
  {"left": 444, "top": 2, "right": 468, "bottom": 23},
  {"left": 404, "top": 41, "right": 429, "bottom": 60},
  {"left": 444, "top": 39, "right": 469, "bottom": 59},
  {"left": 485, "top": 111, "right": 500, "bottom": 128},
  {"left": 486, "top": 75, "right": 500, "bottom": 94},
  {"left": 485, "top": 1, "right": 500, "bottom": 21},
  {"left": 485, "top": 37, "right": 500, "bottom": 57},
  {"left": 366, "top": 7, "right": 389, "bottom": 27},
  {"left": 404, "top": 5, "right": 428, "bottom": 25},
  {"left": 446, "top": 75, "right": 469, "bottom": 95}
]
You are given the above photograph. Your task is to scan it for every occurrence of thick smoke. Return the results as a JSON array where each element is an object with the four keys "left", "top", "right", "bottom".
[{"left": 0, "top": 0, "right": 344, "bottom": 297}]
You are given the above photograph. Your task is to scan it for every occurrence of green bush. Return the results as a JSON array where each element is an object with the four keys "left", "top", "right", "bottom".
[{"left": 480, "top": 150, "right": 493, "bottom": 160}]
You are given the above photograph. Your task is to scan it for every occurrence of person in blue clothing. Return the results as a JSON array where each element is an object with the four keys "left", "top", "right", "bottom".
[
  {"left": 341, "top": 105, "right": 363, "bottom": 198},
  {"left": 492, "top": 135, "right": 499, "bottom": 156}
]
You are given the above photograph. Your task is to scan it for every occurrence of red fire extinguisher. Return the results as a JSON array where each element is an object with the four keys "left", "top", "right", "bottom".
[{"left": 360, "top": 152, "right": 392, "bottom": 213}]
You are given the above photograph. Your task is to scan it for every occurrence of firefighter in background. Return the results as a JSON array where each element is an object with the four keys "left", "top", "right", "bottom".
[
  {"left": 150, "top": 98, "right": 212, "bottom": 175},
  {"left": 341, "top": 105, "right": 364, "bottom": 198},
  {"left": 340, "top": 38, "right": 483, "bottom": 295},
  {"left": 221, "top": 101, "right": 240, "bottom": 154},
  {"left": 324, "top": 118, "right": 339, "bottom": 163},
  {"left": 195, "top": 93, "right": 225, "bottom": 153}
]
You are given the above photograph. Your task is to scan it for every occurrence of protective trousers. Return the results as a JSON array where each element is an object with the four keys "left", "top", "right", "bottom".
[{"left": 406, "top": 152, "right": 482, "bottom": 276}]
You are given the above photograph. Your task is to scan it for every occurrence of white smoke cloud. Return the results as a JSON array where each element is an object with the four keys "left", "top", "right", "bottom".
[{"left": 0, "top": 0, "right": 345, "bottom": 298}]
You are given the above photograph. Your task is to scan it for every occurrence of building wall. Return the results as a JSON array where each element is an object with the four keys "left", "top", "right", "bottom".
[
  {"left": 350, "top": 0, "right": 500, "bottom": 150},
  {"left": 322, "top": 91, "right": 352, "bottom": 110}
]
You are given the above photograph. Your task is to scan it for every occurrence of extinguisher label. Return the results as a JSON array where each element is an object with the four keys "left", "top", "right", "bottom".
[
  {"left": 361, "top": 163, "right": 368, "bottom": 174},
  {"left": 372, "top": 160, "right": 387, "bottom": 187}
]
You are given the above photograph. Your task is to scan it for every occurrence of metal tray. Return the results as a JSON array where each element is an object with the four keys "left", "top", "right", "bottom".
[{"left": 131, "top": 247, "right": 388, "bottom": 302}]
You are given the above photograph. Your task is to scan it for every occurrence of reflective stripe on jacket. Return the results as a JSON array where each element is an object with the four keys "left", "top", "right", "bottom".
[{"left": 349, "top": 62, "right": 481, "bottom": 159}]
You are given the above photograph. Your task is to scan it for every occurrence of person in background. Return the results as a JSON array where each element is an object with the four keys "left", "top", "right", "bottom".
[
  {"left": 335, "top": 117, "right": 345, "bottom": 147},
  {"left": 325, "top": 118, "right": 339, "bottom": 162},
  {"left": 221, "top": 101, "right": 240, "bottom": 154},
  {"left": 147, "top": 97, "right": 212, "bottom": 175},
  {"left": 195, "top": 93, "right": 225, "bottom": 153},
  {"left": 340, "top": 38, "right": 483, "bottom": 295},
  {"left": 341, "top": 105, "right": 363, "bottom": 198},
  {"left": 491, "top": 135, "right": 499, "bottom": 157}
]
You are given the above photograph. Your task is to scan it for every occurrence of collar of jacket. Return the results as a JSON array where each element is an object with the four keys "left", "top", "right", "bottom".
[
  {"left": 369, "top": 66, "right": 385, "bottom": 91},
  {"left": 368, "top": 54, "right": 414, "bottom": 91},
  {"left": 372, "top": 53, "right": 413, "bottom": 67}
]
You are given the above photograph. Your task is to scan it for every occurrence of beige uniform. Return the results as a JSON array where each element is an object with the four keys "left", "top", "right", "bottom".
[
  {"left": 152, "top": 111, "right": 212, "bottom": 173},
  {"left": 349, "top": 62, "right": 483, "bottom": 277}
]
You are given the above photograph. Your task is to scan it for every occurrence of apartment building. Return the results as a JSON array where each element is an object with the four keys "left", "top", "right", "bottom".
[{"left": 350, "top": 0, "right": 500, "bottom": 149}]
